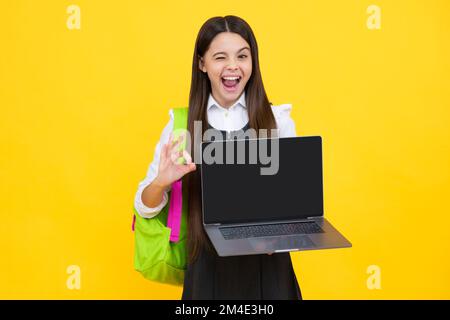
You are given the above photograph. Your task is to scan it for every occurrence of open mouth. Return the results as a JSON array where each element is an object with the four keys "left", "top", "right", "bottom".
[{"left": 221, "top": 76, "right": 241, "bottom": 91}]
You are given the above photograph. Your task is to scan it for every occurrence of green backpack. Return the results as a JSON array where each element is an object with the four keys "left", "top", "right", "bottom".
[{"left": 132, "top": 107, "right": 189, "bottom": 286}]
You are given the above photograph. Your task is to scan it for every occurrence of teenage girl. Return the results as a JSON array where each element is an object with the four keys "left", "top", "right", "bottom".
[{"left": 134, "top": 15, "right": 301, "bottom": 300}]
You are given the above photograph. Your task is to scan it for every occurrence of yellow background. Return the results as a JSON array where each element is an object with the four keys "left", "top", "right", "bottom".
[{"left": 1, "top": 0, "right": 449, "bottom": 299}]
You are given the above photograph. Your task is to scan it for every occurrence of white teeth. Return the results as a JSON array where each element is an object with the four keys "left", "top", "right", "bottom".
[{"left": 222, "top": 76, "right": 240, "bottom": 80}]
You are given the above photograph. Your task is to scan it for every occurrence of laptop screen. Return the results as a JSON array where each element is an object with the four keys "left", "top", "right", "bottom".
[{"left": 200, "top": 136, "right": 324, "bottom": 224}]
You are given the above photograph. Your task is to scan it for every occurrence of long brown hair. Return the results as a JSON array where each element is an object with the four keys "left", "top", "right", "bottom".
[{"left": 184, "top": 15, "right": 277, "bottom": 263}]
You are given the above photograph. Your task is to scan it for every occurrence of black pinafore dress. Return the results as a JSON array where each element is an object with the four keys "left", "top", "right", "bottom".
[{"left": 181, "top": 122, "right": 302, "bottom": 300}]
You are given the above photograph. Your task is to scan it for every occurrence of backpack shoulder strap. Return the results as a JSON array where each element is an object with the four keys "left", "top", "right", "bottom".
[
  {"left": 171, "top": 108, "right": 189, "bottom": 162},
  {"left": 167, "top": 107, "right": 189, "bottom": 242},
  {"left": 172, "top": 107, "right": 188, "bottom": 131}
]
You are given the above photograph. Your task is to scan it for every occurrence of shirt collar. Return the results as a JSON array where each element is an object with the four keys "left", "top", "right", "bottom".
[{"left": 207, "top": 91, "right": 247, "bottom": 111}]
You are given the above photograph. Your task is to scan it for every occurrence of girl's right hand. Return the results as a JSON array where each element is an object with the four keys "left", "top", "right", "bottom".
[{"left": 154, "top": 132, "right": 196, "bottom": 189}]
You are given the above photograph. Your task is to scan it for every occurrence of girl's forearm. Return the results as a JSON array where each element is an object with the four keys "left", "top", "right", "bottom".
[{"left": 141, "top": 177, "right": 168, "bottom": 208}]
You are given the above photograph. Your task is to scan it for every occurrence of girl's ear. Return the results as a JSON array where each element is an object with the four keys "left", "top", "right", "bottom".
[{"left": 198, "top": 56, "right": 206, "bottom": 73}]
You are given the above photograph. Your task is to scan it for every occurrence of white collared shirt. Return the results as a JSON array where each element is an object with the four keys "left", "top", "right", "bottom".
[{"left": 134, "top": 92, "right": 297, "bottom": 218}]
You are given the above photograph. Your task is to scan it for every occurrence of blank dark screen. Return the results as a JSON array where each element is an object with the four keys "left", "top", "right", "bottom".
[{"left": 201, "top": 136, "right": 324, "bottom": 224}]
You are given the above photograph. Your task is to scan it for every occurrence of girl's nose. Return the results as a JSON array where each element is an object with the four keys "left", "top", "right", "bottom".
[
  {"left": 226, "top": 63, "right": 239, "bottom": 71},
  {"left": 226, "top": 58, "right": 239, "bottom": 70}
]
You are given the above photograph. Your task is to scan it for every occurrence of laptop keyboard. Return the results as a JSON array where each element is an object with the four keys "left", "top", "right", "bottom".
[{"left": 219, "top": 221, "right": 324, "bottom": 240}]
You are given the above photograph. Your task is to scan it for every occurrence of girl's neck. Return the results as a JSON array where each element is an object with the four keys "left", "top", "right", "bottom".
[{"left": 210, "top": 91, "right": 244, "bottom": 109}]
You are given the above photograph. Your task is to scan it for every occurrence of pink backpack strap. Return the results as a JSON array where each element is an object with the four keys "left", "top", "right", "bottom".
[
  {"left": 166, "top": 179, "right": 183, "bottom": 242},
  {"left": 132, "top": 215, "right": 136, "bottom": 231}
]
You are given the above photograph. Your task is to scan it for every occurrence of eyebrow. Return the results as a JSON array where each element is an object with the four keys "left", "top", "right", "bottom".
[{"left": 212, "top": 47, "right": 250, "bottom": 57}]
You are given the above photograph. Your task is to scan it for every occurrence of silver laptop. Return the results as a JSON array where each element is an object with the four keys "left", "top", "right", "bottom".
[{"left": 200, "top": 136, "right": 352, "bottom": 257}]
